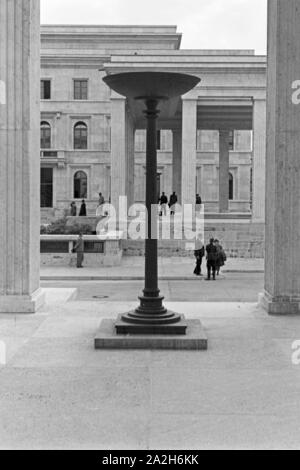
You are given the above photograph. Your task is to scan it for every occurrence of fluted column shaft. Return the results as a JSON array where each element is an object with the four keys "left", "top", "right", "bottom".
[
  {"left": 261, "top": 0, "right": 300, "bottom": 314},
  {"left": 0, "top": 0, "right": 44, "bottom": 313}
]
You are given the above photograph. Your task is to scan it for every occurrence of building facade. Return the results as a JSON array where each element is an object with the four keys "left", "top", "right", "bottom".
[{"left": 40, "top": 25, "right": 266, "bottom": 224}]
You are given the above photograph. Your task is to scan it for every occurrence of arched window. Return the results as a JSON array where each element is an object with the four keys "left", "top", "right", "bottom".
[
  {"left": 41, "top": 121, "right": 51, "bottom": 149},
  {"left": 229, "top": 172, "right": 234, "bottom": 200},
  {"left": 74, "top": 122, "right": 88, "bottom": 149},
  {"left": 74, "top": 171, "right": 87, "bottom": 199}
]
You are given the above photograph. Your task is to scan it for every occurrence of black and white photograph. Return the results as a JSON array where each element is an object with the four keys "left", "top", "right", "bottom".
[{"left": 0, "top": 0, "right": 299, "bottom": 452}]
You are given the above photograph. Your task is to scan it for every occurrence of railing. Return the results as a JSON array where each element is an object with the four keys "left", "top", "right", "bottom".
[{"left": 40, "top": 150, "right": 58, "bottom": 158}]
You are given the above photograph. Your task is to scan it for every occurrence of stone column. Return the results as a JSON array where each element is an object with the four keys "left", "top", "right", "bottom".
[
  {"left": 181, "top": 96, "right": 197, "bottom": 207},
  {"left": 0, "top": 0, "right": 44, "bottom": 313},
  {"left": 172, "top": 129, "right": 182, "bottom": 203},
  {"left": 260, "top": 0, "right": 300, "bottom": 314},
  {"left": 219, "top": 129, "right": 230, "bottom": 213},
  {"left": 252, "top": 99, "right": 266, "bottom": 221},
  {"left": 110, "top": 92, "right": 127, "bottom": 212},
  {"left": 125, "top": 111, "right": 135, "bottom": 209}
]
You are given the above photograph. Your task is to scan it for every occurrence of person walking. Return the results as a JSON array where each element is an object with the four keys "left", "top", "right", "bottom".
[
  {"left": 70, "top": 201, "right": 77, "bottom": 217},
  {"left": 215, "top": 239, "right": 227, "bottom": 276},
  {"left": 159, "top": 192, "right": 168, "bottom": 217},
  {"left": 79, "top": 199, "right": 87, "bottom": 216},
  {"left": 73, "top": 233, "right": 84, "bottom": 268},
  {"left": 205, "top": 238, "right": 217, "bottom": 281},
  {"left": 193, "top": 236, "right": 205, "bottom": 276},
  {"left": 169, "top": 191, "right": 178, "bottom": 216}
]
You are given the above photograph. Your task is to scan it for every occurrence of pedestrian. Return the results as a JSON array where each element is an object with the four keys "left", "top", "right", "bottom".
[
  {"left": 73, "top": 233, "right": 84, "bottom": 268},
  {"left": 97, "top": 192, "right": 105, "bottom": 216},
  {"left": 79, "top": 199, "right": 87, "bottom": 216},
  {"left": 205, "top": 238, "right": 217, "bottom": 281},
  {"left": 70, "top": 201, "right": 77, "bottom": 217},
  {"left": 169, "top": 191, "right": 178, "bottom": 216},
  {"left": 196, "top": 194, "right": 202, "bottom": 213},
  {"left": 215, "top": 239, "right": 227, "bottom": 276},
  {"left": 159, "top": 192, "right": 168, "bottom": 217},
  {"left": 193, "top": 236, "right": 205, "bottom": 276}
]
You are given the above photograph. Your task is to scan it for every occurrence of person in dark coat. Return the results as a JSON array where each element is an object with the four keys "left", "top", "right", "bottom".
[
  {"left": 196, "top": 194, "right": 202, "bottom": 213},
  {"left": 70, "top": 201, "right": 77, "bottom": 217},
  {"left": 159, "top": 192, "right": 168, "bottom": 217},
  {"left": 73, "top": 233, "right": 84, "bottom": 268},
  {"left": 215, "top": 239, "right": 227, "bottom": 276},
  {"left": 169, "top": 192, "right": 178, "bottom": 216},
  {"left": 206, "top": 238, "right": 218, "bottom": 281},
  {"left": 194, "top": 237, "right": 205, "bottom": 276},
  {"left": 79, "top": 200, "right": 87, "bottom": 216}
]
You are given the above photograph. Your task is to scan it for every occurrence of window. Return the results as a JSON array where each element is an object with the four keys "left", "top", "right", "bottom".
[
  {"left": 74, "top": 171, "right": 87, "bottom": 199},
  {"left": 74, "top": 80, "right": 88, "bottom": 100},
  {"left": 229, "top": 172, "right": 234, "bottom": 200},
  {"left": 229, "top": 130, "right": 234, "bottom": 151},
  {"left": 74, "top": 122, "right": 88, "bottom": 149},
  {"left": 41, "top": 168, "right": 53, "bottom": 208},
  {"left": 41, "top": 80, "right": 51, "bottom": 100},
  {"left": 40, "top": 121, "right": 51, "bottom": 149}
]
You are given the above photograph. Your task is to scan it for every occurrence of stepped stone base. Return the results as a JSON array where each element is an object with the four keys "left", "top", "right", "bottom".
[{"left": 95, "top": 319, "right": 208, "bottom": 350}]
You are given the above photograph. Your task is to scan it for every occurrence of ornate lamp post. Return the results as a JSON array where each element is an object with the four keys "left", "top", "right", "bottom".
[{"left": 103, "top": 72, "right": 200, "bottom": 336}]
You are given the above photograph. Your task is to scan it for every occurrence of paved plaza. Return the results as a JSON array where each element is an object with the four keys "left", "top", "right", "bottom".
[{"left": 1, "top": 274, "right": 300, "bottom": 450}]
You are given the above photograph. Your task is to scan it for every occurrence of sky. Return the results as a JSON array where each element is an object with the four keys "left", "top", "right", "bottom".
[{"left": 40, "top": 0, "right": 268, "bottom": 54}]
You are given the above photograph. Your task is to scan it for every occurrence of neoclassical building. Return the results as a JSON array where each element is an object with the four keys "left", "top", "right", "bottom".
[{"left": 40, "top": 25, "right": 266, "bottom": 229}]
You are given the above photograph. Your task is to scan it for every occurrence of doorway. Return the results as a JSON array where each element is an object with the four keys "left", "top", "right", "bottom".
[{"left": 41, "top": 168, "right": 53, "bottom": 208}]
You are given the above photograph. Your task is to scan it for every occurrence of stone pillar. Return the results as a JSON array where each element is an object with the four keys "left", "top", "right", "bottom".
[
  {"left": 172, "top": 129, "right": 182, "bottom": 203},
  {"left": 181, "top": 96, "right": 197, "bottom": 207},
  {"left": 260, "top": 0, "right": 300, "bottom": 314},
  {"left": 110, "top": 92, "right": 126, "bottom": 211},
  {"left": 0, "top": 0, "right": 44, "bottom": 313},
  {"left": 252, "top": 99, "right": 266, "bottom": 221},
  {"left": 219, "top": 129, "right": 230, "bottom": 213}
]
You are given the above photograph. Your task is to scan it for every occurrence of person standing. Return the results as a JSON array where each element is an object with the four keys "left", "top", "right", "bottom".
[
  {"left": 70, "top": 201, "right": 77, "bottom": 217},
  {"left": 79, "top": 199, "right": 87, "bottom": 216},
  {"left": 73, "top": 233, "right": 84, "bottom": 268},
  {"left": 193, "top": 236, "right": 205, "bottom": 276},
  {"left": 97, "top": 192, "right": 105, "bottom": 216},
  {"left": 206, "top": 238, "right": 217, "bottom": 281},
  {"left": 169, "top": 191, "right": 178, "bottom": 216},
  {"left": 196, "top": 194, "right": 202, "bottom": 213},
  {"left": 215, "top": 239, "right": 227, "bottom": 276},
  {"left": 159, "top": 192, "right": 168, "bottom": 217}
]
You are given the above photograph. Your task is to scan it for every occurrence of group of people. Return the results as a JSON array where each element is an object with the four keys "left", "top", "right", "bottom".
[
  {"left": 158, "top": 192, "right": 203, "bottom": 217},
  {"left": 70, "top": 193, "right": 107, "bottom": 218},
  {"left": 70, "top": 200, "right": 86, "bottom": 217},
  {"left": 158, "top": 192, "right": 178, "bottom": 216},
  {"left": 194, "top": 238, "right": 227, "bottom": 281}
]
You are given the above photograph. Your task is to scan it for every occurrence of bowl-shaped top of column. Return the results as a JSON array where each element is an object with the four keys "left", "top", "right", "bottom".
[{"left": 103, "top": 72, "right": 200, "bottom": 101}]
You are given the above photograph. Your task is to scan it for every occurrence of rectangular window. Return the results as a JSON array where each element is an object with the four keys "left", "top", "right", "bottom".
[
  {"left": 41, "top": 168, "right": 53, "bottom": 208},
  {"left": 41, "top": 80, "right": 51, "bottom": 100},
  {"left": 74, "top": 80, "right": 88, "bottom": 100}
]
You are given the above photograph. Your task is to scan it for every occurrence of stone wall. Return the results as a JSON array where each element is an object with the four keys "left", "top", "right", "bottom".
[{"left": 122, "top": 222, "right": 265, "bottom": 258}]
